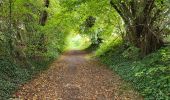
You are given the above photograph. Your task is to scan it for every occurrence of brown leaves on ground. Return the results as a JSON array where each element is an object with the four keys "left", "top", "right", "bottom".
[{"left": 13, "top": 50, "right": 143, "bottom": 100}]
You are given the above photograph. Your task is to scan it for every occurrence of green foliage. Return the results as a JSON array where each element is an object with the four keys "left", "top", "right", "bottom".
[
  {"left": 98, "top": 45, "right": 170, "bottom": 99},
  {"left": 122, "top": 45, "right": 140, "bottom": 60},
  {"left": 95, "top": 37, "right": 122, "bottom": 56},
  {"left": 110, "top": 0, "right": 170, "bottom": 55},
  {"left": 0, "top": 0, "right": 65, "bottom": 99},
  {"left": 0, "top": 56, "right": 54, "bottom": 99},
  {"left": 0, "top": 0, "right": 169, "bottom": 99}
]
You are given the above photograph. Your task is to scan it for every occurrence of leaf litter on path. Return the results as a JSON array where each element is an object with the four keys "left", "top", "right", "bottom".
[{"left": 13, "top": 50, "right": 143, "bottom": 100}]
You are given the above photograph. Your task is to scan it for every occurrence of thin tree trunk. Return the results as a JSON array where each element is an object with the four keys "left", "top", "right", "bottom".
[
  {"left": 39, "top": 0, "right": 49, "bottom": 26},
  {"left": 8, "top": 0, "right": 14, "bottom": 56}
]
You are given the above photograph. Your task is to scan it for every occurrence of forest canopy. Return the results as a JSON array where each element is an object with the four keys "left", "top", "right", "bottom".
[
  {"left": 0, "top": 0, "right": 170, "bottom": 99},
  {"left": 1, "top": 0, "right": 169, "bottom": 59}
]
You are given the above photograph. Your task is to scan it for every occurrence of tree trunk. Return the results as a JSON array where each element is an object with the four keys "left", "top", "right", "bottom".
[
  {"left": 125, "top": 22, "right": 163, "bottom": 56},
  {"left": 39, "top": 0, "right": 49, "bottom": 26},
  {"left": 140, "top": 30, "right": 163, "bottom": 56},
  {"left": 110, "top": 0, "right": 164, "bottom": 56},
  {"left": 39, "top": 11, "right": 48, "bottom": 26},
  {"left": 7, "top": 0, "right": 14, "bottom": 56}
]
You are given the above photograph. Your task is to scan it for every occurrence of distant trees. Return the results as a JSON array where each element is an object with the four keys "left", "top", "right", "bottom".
[{"left": 110, "top": 0, "right": 170, "bottom": 55}]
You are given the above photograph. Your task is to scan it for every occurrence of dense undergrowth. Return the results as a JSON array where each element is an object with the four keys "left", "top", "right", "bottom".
[
  {"left": 0, "top": 0, "right": 67, "bottom": 98},
  {"left": 96, "top": 40, "right": 170, "bottom": 100},
  {"left": 0, "top": 55, "right": 55, "bottom": 99}
]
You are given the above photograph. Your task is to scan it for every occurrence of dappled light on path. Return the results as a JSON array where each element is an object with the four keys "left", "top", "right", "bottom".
[{"left": 14, "top": 50, "right": 142, "bottom": 100}]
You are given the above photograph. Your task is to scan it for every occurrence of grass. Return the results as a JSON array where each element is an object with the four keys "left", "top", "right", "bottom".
[{"left": 96, "top": 41, "right": 170, "bottom": 100}]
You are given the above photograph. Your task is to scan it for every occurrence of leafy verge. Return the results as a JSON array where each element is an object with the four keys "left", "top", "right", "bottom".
[{"left": 98, "top": 43, "right": 170, "bottom": 99}]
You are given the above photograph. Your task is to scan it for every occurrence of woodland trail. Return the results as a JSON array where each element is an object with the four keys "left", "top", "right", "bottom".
[{"left": 14, "top": 50, "right": 143, "bottom": 100}]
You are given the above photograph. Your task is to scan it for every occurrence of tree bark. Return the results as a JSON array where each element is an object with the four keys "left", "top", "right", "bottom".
[{"left": 110, "top": 0, "right": 164, "bottom": 56}]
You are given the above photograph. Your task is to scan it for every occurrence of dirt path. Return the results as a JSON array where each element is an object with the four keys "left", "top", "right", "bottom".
[{"left": 14, "top": 50, "right": 142, "bottom": 100}]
